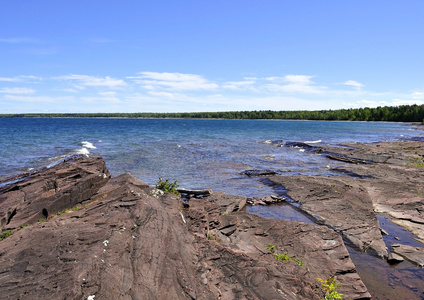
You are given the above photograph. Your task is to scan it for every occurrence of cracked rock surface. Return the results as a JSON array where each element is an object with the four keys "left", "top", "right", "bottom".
[{"left": 0, "top": 156, "right": 370, "bottom": 299}]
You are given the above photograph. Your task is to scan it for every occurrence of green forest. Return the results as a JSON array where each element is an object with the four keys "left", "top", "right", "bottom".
[{"left": 1, "top": 104, "right": 424, "bottom": 123}]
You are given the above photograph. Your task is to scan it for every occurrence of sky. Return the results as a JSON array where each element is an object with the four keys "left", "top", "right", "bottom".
[{"left": 1, "top": 0, "right": 423, "bottom": 113}]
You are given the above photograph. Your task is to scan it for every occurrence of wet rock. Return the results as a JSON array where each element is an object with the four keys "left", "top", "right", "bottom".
[
  {"left": 391, "top": 244, "right": 424, "bottom": 267},
  {"left": 247, "top": 195, "right": 286, "bottom": 205},
  {"left": 321, "top": 141, "right": 424, "bottom": 244},
  {"left": 387, "top": 252, "right": 404, "bottom": 264},
  {"left": 242, "top": 169, "right": 278, "bottom": 177},
  {"left": 285, "top": 141, "right": 316, "bottom": 150},
  {"left": 268, "top": 175, "right": 388, "bottom": 258}
]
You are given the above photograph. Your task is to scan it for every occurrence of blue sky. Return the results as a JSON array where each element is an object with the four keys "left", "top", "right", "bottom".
[{"left": 1, "top": 0, "right": 423, "bottom": 113}]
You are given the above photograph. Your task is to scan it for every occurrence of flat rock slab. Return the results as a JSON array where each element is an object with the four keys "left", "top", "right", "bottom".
[
  {"left": 320, "top": 141, "right": 424, "bottom": 244},
  {"left": 0, "top": 156, "right": 110, "bottom": 229},
  {"left": 392, "top": 244, "right": 424, "bottom": 267},
  {"left": 268, "top": 175, "right": 388, "bottom": 258}
]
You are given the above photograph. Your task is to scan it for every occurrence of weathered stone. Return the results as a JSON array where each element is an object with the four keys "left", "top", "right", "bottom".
[
  {"left": 0, "top": 156, "right": 371, "bottom": 300},
  {"left": 242, "top": 169, "right": 278, "bottom": 177},
  {"left": 0, "top": 155, "right": 110, "bottom": 229},
  {"left": 387, "top": 252, "right": 405, "bottom": 264},
  {"left": 391, "top": 244, "right": 424, "bottom": 267},
  {"left": 185, "top": 193, "right": 371, "bottom": 300},
  {"left": 268, "top": 175, "right": 388, "bottom": 258}
]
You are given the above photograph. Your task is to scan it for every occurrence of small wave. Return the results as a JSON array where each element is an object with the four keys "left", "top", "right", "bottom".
[
  {"left": 304, "top": 140, "right": 322, "bottom": 144},
  {"left": 263, "top": 140, "right": 272, "bottom": 144},
  {"left": 81, "top": 141, "right": 96, "bottom": 149},
  {"left": 76, "top": 148, "right": 90, "bottom": 157}
]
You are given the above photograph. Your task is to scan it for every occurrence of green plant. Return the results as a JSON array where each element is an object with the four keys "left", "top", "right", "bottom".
[
  {"left": 267, "top": 243, "right": 276, "bottom": 253},
  {"left": 412, "top": 161, "right": 424, "bottom": 168},
  {"left": 38, "top": 218, "right": 47, "bottom": 223},
  {"left": 18, "top": 223, "right": 29, "bottom": 230},
  {"left": 317, "top": 276, "right": 343, "bottom": 300},
  {"left": 155, "top": 177, "right": 180, "bottom": 195},
  {"left": 267, "top": 243, "right": 304, "bottom": 267},
  {"left": 0, "top": 231, "right": 14, "bottom": 240}
]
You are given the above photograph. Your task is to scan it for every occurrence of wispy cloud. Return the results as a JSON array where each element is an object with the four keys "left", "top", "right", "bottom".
[
  {"left": 222, "top": 79, "right": 257, "bottom": 90},
  {"left": 0, "top": 75, "right": 41, "bottom": 82},
  {"left": 2, "top": 71, "right": 424, "bottom": 113},
  {"left": 0, "top": 37, "right": 40, "bottom": 43},
  {"left": 0, "top": 87, "right": 36, "bottom": 94},
  {"left": 343, "top": 80, "right": 364, "bottom": 89},
  {"left": 55, "top": 74, "right": 127, "bottom": 89},
  {"left": 129, "top": 72, "right": 218, "bottom": 91},
  {"left": 4, "top": 95, "right": 74, "bottom": 103},
  {"left": 263, "top": 75, "right": 325, "bottom": 94}
]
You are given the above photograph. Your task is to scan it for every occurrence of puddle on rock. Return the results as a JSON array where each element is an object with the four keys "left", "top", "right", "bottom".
[{"left": 247, "top": 202, "right": 315, "bottom": 224}]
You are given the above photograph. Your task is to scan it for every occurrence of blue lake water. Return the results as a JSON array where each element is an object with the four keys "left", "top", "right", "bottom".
[{"left": 1, "top": 118, "right": 423, "bottom": 197}]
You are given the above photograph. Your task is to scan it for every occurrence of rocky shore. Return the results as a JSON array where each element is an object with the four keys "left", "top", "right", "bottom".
[
  {"left": 1, "top": 155, "right": 371, "bottom": 299},
  {"left": 1, "top": 139, "right": 423, "bottom": 299}
]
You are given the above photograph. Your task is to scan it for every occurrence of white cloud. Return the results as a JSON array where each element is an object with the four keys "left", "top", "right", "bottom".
[
  {"left": 352, "top": 99, "right": 389, "bottom": 107},
  {"left": 147, "top": 91, "right": 180, "bottom": 98},
  {"left": 129, "top": 72, "right": 218, "bottom": 91},
  {"left": 98, "top": 91, "right": 117, "bottom": 96},
  {"left": 0, "top": 37, "right": 40, "bottom": 43},
  {"left": 81, "top": 96, "right": 121, "bottom": 103},
  {"left": 343, "top": 80, "right": 364, "bottom": 89},
  {"left": 265, "top": 75, "right": 314, "bottom": 84},
  {"left": 392, "top": 99, "right": 424, "bottom": 106},
  {"left": 0, "top": 77, "right": 22, "bottom": 82},
  {"left": 55, "top": 74, "right": 127, "bottom": 89},
  {"left": 4, "top": 95, "right": 74, "bottom": 103},
  {"left": 263, "top": 75, "right": 324, "bottom": 94},
  {"left": 222, "top": 80, "right": 256, "bottom": 90},
  {"left": 412, "top": 92, "right": 424, "bottom": 99},
  {"left": 0, "top": 87, "right": 36, "bottom": 94},
  {"left": 0, "top": 75, "right": 41, "bottom": 82}
]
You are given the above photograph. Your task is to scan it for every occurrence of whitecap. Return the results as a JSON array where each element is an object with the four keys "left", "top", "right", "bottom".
[
  {"left": 263, "top": 140, "right": 272, "bottom": 144},
  {"left": 299, "top": 149, "right": 305, "bottom": 152},
  {"left": 304, "top": 140, "right": 322, "bottom": 144},
  {"left": 81, "top": 141, "right": 96, "bottom": 149},
  {"left": 76, "top": 148, "right": 90, "bottom": 157}
]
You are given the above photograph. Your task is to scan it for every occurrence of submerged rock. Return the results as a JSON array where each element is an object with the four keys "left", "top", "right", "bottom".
[{"left": 242, "top": 169, "right": 278, "bottom": 177}]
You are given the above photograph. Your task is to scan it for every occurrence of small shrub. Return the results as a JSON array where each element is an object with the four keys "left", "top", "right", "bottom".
[
  {"left": 267, "top": 243, "right": 304, "bottom": 267},
  {"left": 266, "top": 243, "right": 276, "bottom": 253},
  {"left": 38, "top": 218, "right": 47, "bottom": 223},
  {"left": 317, "top": 276, "right": 343, "bottom": 300},
  {"left": 412, "top": 161, "right": 424, "bottom": 168},
  {"left": 72, "top": 205, "right": 81, "bottom": 211},
  {"left": 18, "top": 223, "right": 29, "bottom": 230},
  {"left": 155, "top": 177, "right": 180, "bottom": 195},
  {"left": 0, "top": 231, "right": 14, "bottom": 240}
]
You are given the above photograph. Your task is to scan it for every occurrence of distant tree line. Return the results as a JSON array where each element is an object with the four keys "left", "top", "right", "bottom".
[{"left": 1, "top": 104, "right": 423, "bottom": 123}]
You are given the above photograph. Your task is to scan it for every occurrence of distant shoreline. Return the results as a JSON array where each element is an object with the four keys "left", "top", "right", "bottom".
[{"left": 1, "top": 104, "right": 423, "bottom": 123}]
